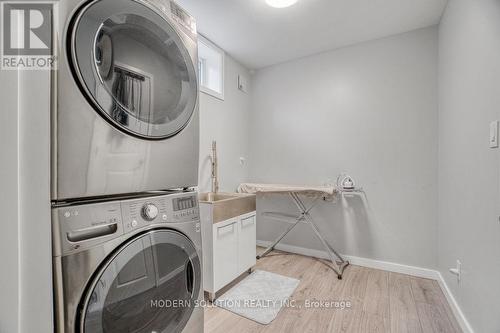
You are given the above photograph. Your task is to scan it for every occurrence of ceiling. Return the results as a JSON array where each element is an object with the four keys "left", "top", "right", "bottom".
[{"left": 176, "top": 0, "right": 448, "bottom": 69}]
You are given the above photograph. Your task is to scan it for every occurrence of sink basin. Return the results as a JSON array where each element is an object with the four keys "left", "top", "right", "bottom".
[
  {"left": 199, "top": 192, "right": 241, "bottom": 202},
  {"left": 199, "top": 192, "right": 256, "bottom": 223}
]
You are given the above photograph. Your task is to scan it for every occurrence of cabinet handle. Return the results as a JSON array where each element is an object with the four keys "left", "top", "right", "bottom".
[
  {"left": 241, "top": 217, "right": 255, "bottom": 228},
  {"left": 217, "top": 222, "right": 236, "bottom": 236}
]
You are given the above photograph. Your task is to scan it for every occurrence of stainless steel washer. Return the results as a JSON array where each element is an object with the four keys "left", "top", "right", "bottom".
[
  {"left": 52, "top": 191, "right": 203, "bottom": 333},
  {"left": 53, "top": 0, "right": 199, "bottom": 201}
]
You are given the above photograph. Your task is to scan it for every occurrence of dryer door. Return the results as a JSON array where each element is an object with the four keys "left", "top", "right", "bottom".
[
  {"left": 69, "top": 0, "right": 198, "bottom": 139},
  {"left": 80, "top": 230, "right": 201, "bottom": 333}
]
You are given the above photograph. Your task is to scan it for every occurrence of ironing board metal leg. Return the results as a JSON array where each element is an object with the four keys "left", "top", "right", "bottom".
[
  {"left": 323, "top": 238, "right": 346, "bottom": 262},
  {"left": 256, "top": 214, "right": 304, "bottom": 259},
  {"left": 290, "top": 192, "right": 349, "bottom": 278},
  {"left": 257, "top": 192, "right": 349, "bottom": 278},
  {"left": 307, "top": 218, "right": 344, "bottom": 275}
]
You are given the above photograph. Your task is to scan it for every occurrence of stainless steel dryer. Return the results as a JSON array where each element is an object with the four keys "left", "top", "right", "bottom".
[
  {"left": 53, "top": 0, "right": 199, "bottom": 201},
  {"left": 52, "top": 191, "right": 203, "bottom": 333}
]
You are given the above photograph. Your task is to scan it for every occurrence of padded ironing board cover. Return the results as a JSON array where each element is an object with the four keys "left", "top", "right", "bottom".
[{"left": 237, "top": 183, "right": 338, "bottom": 199}]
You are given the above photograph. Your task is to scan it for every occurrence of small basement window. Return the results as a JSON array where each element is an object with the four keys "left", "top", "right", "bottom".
[{"left": 198, "top": 36, "right": 224, "bottom": 100}]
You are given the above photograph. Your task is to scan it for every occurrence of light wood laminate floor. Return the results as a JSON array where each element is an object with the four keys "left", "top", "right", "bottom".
[{"left": 204, "top": 249, "right": 461, "bottom": 333}]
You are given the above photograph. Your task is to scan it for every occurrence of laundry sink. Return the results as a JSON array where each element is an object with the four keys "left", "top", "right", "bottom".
[
  {"left": 199, "top": 192, "right": 240, "bottom": 202},
  {"left": 199, "top": 192, "right": 256, "bottom": 223}
]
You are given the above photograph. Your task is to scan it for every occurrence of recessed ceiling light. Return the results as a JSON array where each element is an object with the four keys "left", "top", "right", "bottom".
[{"left": 265, "top": 0, "right": 298, "bottom": 9}]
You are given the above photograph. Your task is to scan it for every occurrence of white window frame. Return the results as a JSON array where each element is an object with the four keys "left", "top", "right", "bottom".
[{"left": 198, "top": 35, "right": 225, "bottom": 100}]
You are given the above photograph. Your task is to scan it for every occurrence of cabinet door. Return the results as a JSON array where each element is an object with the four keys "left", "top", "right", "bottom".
[
  {"left": 213, "top": 219, "right": 239, "bottom": 291},
  {"left": 238, "top": 213, "right": 256, "bottom": 273}
]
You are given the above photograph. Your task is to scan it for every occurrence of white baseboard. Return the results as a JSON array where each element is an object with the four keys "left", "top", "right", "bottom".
[
  {"left": 256, "top": 240, "right": 439, "bottom": 279},
  {"left": 436, "top": 272, "right": 474, "bottom": 333},
  {"left": 256, "top": 240, "right": 473, "bottom": 333}
]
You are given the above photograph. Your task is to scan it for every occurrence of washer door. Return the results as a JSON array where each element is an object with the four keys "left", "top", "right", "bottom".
[
  {"left": 81, "top": 230, "right": 201, "bottom": 333},
  {"left": 70, "top": 0, "right": 198, "bottom": 139}
]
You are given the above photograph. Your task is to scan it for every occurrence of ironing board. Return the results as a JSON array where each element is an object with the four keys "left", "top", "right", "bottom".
[{"left": 237, "top": 183, "right": 350, "bottom": 279}]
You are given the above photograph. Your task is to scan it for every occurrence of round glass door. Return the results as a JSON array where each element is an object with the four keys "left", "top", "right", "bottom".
[
  {"left": 81, "top": 230, "right": 201, "bottom": 333},
  {"left": 70, "top": 0, "right": 198, "bottom": 139}
]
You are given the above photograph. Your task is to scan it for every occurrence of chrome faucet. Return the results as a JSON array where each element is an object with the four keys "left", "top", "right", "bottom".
[{"left": 210, "top": 140, "right": 219, "bottom": 193}]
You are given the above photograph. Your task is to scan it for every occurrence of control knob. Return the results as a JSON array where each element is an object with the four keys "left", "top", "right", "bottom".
[{"left": 141, "top": 203, "right": 159, "bottom": 221}]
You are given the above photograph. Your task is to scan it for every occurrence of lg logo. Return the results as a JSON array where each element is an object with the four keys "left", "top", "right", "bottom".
[{"left": 1, "top": 2, "right": 55, "bottom": 69}]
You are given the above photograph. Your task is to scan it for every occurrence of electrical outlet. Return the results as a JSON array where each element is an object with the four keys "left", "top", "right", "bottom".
[
  {"left": 238, "top": 75, "right": 248, "bottom": 93},
  {"left": 449, "top": 260, "right": 461, "bottom": 283},
  {"left": 490, "top": 121, "right": 499, "bottom": 148}
]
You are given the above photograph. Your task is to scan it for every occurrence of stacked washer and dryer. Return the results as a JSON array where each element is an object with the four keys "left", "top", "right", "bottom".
[{"left": 51, "top": 1, "right": 203, "bottom": 332}]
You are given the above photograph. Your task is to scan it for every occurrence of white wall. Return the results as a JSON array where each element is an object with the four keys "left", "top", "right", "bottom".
[
  {"left": 438, "top": 1, "right": 500, "bottom": 332},
  {"left": 0, "top": 70, "right": 53, "bottom": 332},
  {"left": 0, "top": 2, "right": 55, "bottom": 331},
  {"left": 198, "top": 53, "right": 252, "bottom": 193},
  {"left": 0, "top": 68, "right": 21, "bottom": 333},
  {"left": 19, "top": 70, "right": 53, "bottom": 333},
  {"left": 248, "top": 27, "right": 439, "bottom": 268}
]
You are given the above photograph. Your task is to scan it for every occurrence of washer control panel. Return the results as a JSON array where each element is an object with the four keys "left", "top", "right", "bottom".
[
  {"left": 53, "top": 191, "right": 200, "bottom": 256},
  {"left": 121, "top": 192, "right": 199, "bottom": 233}
]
